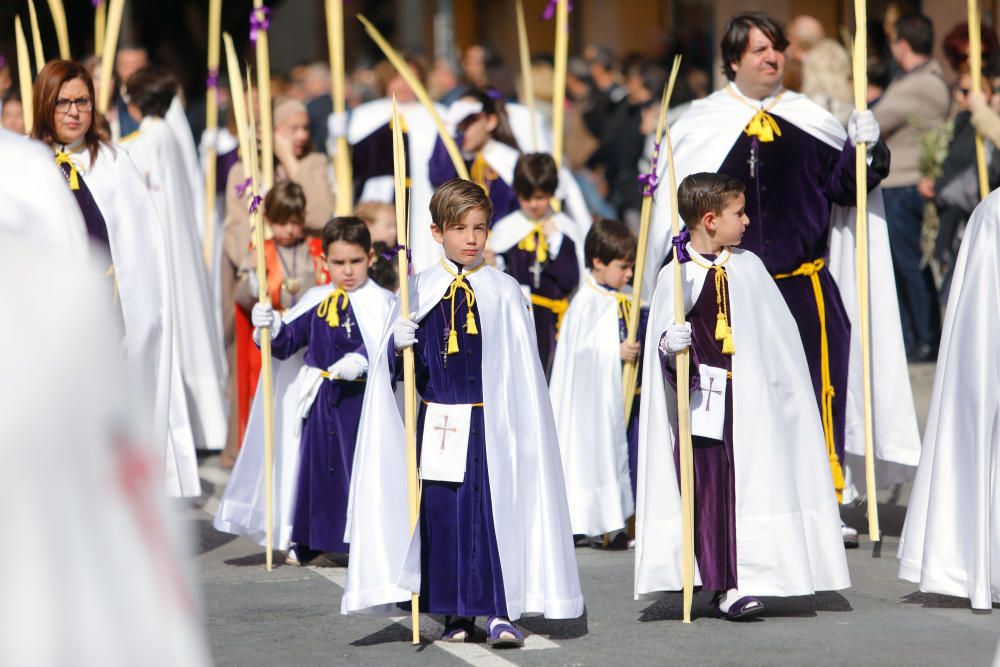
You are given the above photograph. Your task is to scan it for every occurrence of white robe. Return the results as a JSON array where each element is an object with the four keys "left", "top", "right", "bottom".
[
  {"left": 897, "top": 189, "right": 1000, "bottom": 610},
  {"left": 0, "top": 130, "right": 87, "bottom": 253},
  {"left": 214, "top": 279, "right": 394, "bottom": 550},
  {"left": 0, "top": 235, "right": 210, "bottom": 667},
  {"left": 69, "top": 142, "right": 201, "bottom": 498},
  {"left": 506, "top": 101, "right": 553, "bottom": 153},
  {"left": 165, "top": 97, "right": 205, "bottom": 245},
  {"left": 646, "top": 84, "right": 920, "bottom": 496},
  {"left": 347, "top": 98, "right": 444, "bottom": 273},
  {"left": 550, "top": 275, "right": 634, "bottom": 536},
  {"left": 635, "top": 246, "right": 850, "bottom": 598},
  {"left": 125, "top": 116, "right": 228, "bottom": 452},
  {"left": 342, "top": 260, "right": 584, "bottom": 620},
  {"left": 488, "top": 209, "right": 587, "bottom": 277}
]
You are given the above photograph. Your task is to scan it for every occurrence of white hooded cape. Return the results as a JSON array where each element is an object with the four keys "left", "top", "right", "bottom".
[
  {"left": 342, "top": 261, "right": 583, "bottom": 620},
  {"left": 897, "top": 189, "right": 1000, "bottom": 610},
  {"left": 0, "top": 235, "right": 211, "bottom": 667},
  {"left": 488, "top": 209, "right": 588, "bottom": 277},
  {"left": 214, "top": 279, "right": 394, "bottom": 549},
  {"left": 550, "top": 275, "right": 634, "bottom": 536},
  {"left": 645, "top": 84, "right": 920, "bottom": 494},
  {"left": 506, "top": 101, "right": 553, "bottom": 154},
  {"left": 165, "top": 97, "right": 205, "bottom": 244},
  {"left": 635, "top": 247, "right": 850, "bottom": 598},
  {"left": 125, "top": 117, "right": 228, "bottom": 451},
  {"left": 70, "top": 142, "right": 200, "bottom": 498}
]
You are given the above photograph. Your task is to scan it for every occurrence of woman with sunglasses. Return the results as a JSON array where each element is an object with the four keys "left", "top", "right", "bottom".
[{"left": 30, "top": 59, "right": 201, "bottom": 499}]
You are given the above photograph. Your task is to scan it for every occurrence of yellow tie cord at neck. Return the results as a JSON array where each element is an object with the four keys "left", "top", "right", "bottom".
[
  {"left": 440, "top": 261, "right": 485, "bottom": 354},
  {"left": 743, "top": 108, "right": 782, "bottom": 142},
  {"left": 316, "top": 288, "right": 350, "bottom": 328},
  {"left": 774, "top": 258, "right": 845, "bottom": 502},
  {"left": 55, "top": 151, "right": 80, "bottom": 190},
  {"left": 517, "top": 223, "right": 549, "bottom": 264},
  {"left": 713, "top": 267, "right": 736, "bottom": 355},
  {"left": 470, "top": 152, "right": 491, "bottom": 193}
]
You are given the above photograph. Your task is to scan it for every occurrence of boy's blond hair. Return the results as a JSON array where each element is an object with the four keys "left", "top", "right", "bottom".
[{"left": 429, "top": 178, "right": 493, "bottom": 230}]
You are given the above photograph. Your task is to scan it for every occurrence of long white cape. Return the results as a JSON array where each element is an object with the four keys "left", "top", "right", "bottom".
[
  {"left": 0, "top": 235, "right": 210, "bottom": 666},
  {"left": 74, "top": 143, "right": 200, "bottom": 498},
  {"left": 897, "top": 189, "right": 1000, "bottom": 610},
  {"left": 635, "top": 247, "right": 850, "bottom": 598},
  {"left": 488, "top": 209, "right": 587, "bottom": 275},
  {"left": 126, "top": 117, "right": 228, "bottom": 451},
  {"left": 506, "top": 101, "right": 553, "bottom": 154},
  {"left": 646, "top": 84, "right": 920, "bottom": 492},
  {"left": 342, "top": 261, "right": 583, "bottom": 620},
  {"left": 550, "top": 275, "right": 634, "bottom": 536},
  {"left": 214, "top": 279, "right": 393, "bottom": 549},
  {"left": 165, "top": 97, "right": 205, "bottom": 245}
]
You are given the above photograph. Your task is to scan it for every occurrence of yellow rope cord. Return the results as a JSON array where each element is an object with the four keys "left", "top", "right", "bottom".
[
  {"left": 530, "top": 293, "right": 570, "bottom": 332},
  {"left": 516, "top": 222, "right": 549, "bottom": 264},
  {"left": 470, "top": 152, "right": 490, "bottom": 193},
  {"left": 725, "top": 86, "right": 785, "bottom": 142},
  {"left": 774, "top": 258, "right": 845, "bottom": 501},
  {"left": 713, "top": 267, "right": 735, "bottom": 355},
  {"left": 440, "top": 260, "right": 485, "bottom": 353},
  {"left": 55, "top": 151, "right": 80, "bottom": 190},
  {"left": 316, "top": 288, "right": 350, "bottom": 328}
]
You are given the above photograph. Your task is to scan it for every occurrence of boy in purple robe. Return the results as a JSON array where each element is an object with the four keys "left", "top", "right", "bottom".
[
  {"left": 488, "top": 153, "right": 582, "bottom": 374},
  {"left": 247, "top": 218, "right": 393, "bottom": 563}
]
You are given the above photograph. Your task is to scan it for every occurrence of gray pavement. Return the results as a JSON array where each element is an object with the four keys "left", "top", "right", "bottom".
[{"left": 190, "top": 362, "right": 1000, "bottom": 666}]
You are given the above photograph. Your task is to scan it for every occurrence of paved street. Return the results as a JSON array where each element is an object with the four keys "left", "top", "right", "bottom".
[{"left": 189, "top": 363, "right": 1000, "bottom": 666}]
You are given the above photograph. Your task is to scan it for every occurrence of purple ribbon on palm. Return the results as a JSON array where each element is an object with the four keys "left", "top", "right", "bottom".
[
  {"left": 235, "top": 177, "right": 253, "bottom": 198},
  {"left": 670, "top": 228, "right": 692, "bottom": 264},
  {"left": 206, "top": 67, "right": 219, "bottom": 90},
  {"left": 249, "top": 6, "right": 271, "bottom": 45},
  {"left": 637, "top": 140, "right": 661, "bottom": 197},
  {"left": 382, "top": 244, "right": 413, "bottom": 276},
  {"left": 248, "top": 194, "right": 263, "bottom": 214},
  {"left": 541, "top": 0, "right": 572, "bottom": 20}
]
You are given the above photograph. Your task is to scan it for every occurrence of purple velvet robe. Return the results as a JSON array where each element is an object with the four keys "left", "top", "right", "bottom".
[
  {"left": 716, "top": 116, "right": 889, "bottom": 466},
  {"left": 58, "top": 163, "right": 111, "bottom": 254},
  {"left": 428, "top": 136, "right": 519, "bottom": 224},
  {"left": 350, "top": 121, "right": 411, "bottom": 203},
  {"left": 388, "top": 269, "right": 507, "bottom": 617},
  {"left": 502, "top": 237, "right": 580, "bottom": 374},
  {"left": 268, "top": 297, "right": 368, "bottom": 554},
  {"left": 661, "top": 263, "right": 737, "bottom": 593}
]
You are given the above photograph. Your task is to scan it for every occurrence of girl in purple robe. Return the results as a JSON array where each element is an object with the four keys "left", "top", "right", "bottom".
[
  {"left": 428, "top": 88, "right": 522, "bottom": 223},
  {"left": 250, "top": 218, "right": 393, "bottom": 564}
]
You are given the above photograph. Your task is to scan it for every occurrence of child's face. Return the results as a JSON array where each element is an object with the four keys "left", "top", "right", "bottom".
[
  {"left": 518, "top": 190, "right": 552, "bottom": 221},
  {"left": 324, "top": 240, "right": 372, "bottom": 292},
  {"left": 459, "top": 112, "right": 496, "bottom": 153},
  {"left": 591, "top": 257, "right": 634, "bottom": 290},
  {"left": 708, "top": 193, "right": 749, "bottom": 247},
  {"left": 270, "top": 217, "right": 305, "bottom": 247},
  {"left": 431, "top": 207, "right": 490, "bottom": 265}
]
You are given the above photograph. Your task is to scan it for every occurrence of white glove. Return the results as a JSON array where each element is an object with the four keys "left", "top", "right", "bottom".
[
  {"left": 327, "top": 352, "right": 369, "bottom": 381},
  {"left": 393, "top": 313, "right": 419, "bottom": 351},
  {"left": 327, "top": 111, "right": 348, "bottom": 140},
  {"left": 445, "top": 100, "right": 484, "bottom": 133},
  {"left": 251, "top": 302, "right": 282, "bottom": 340},
  {"left": 659, "top": 322, "right": 692, "bottom": 355},
  {"left": 848, "top": 110, "right": 880, "bottom": 147}
]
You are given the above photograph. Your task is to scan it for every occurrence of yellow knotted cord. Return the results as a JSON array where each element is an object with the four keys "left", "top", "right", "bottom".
[
  {"left": 55, "top": 151, "right": 80, "bottom": 190},
  {"left": 713, "top": 267, "right": 736, "bottom": 355},
  {"left": 316, "top": 288, "right": 350, "bottom": 328},
  {"left": 530, "top": 293, "right": 570, "bottom": 334},
  {"left": 725, "top": 86, "right": 785, "bottom": 143},
  {"left": 470, "top": 152, "right": 490, "bottom": 193},
  {"left": 440, "top": 260, "right": 485, "bottom": 353},
  {"left": 517, "top": 223, "right": 549, "bottom": 264},
  {"left": 774, "top": 258, "right": 845, "bottom": 501}
]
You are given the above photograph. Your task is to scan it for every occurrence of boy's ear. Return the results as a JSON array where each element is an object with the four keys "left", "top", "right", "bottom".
[
  {"left": 367, "top": 248, "right": 376, "bottom": 267},
  {"left": 700, "top": 210, "right": 717, "bottom": 232},
  {"left": 430, "top": 223, "right": 444, "bottom": 243},
  {"left": 591, "top": 257, "right": 606, "bottom": 270}
]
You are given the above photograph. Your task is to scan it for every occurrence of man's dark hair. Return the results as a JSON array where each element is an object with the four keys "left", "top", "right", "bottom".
[
  {"left": 720, "top": 12, "right": 789, "bottom": 81},
  {"left": 322, "top": 216, "right": 372, "bottom": 254},
  {"left": 512, "top": 153, "right": 559, "bottom": 199},
  {"left": 124, "top": 66, "right": 177, "bottom": 119},
  {"left": 584, "top": 218, "right": 636, "bottom": 269},
  {"left": 677, "top": 172, "right": 746, "bottom": 227},
  {"left": 895, "top": 14, "right": 934, "bottom": 56}
]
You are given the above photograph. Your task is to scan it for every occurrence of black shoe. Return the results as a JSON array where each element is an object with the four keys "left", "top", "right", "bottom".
[{"left": 907, "top": 343, "right": 937, "bottom": 363}]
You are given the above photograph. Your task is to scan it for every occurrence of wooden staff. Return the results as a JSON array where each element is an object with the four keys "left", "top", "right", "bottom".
[
  {"left": 252, "top": 1, "right": 274, "bottom": 189},
  {"left": 852, "top": 0, "right": 880, "bottom": 542},
  {"left": 550, "top": 0, "right": 568, "bottom": 167},
  {"left": 357, "top": 14, "right": 470, "bottom": 180},
  {"left": 391, "top": 96, "right": 420, "bottom": 646},
  {"left": 15, "top": 16, "right": 34, "bottom": 134},
  {"left": 515, "top": 0, "right": 538, "bottom": 150},
  {"left": 27, "top": 0, "right": 45, "bottom": 75},
  {"left": 969, "top": 0, "right": 990, "bottom": 199},
  {"left": 326, "top": 0, "right": 353, "bottom": 215},
  {"left": 95, "top": 0, "right": 107, "bottom": 57},
  {"left": 44, "top": 0, "right": 69, "bottom": 60},
  {"left": 622, "top": 55, "right": 681, "bottom": 421},
  {"left": 97, "top": 0, "right": 125, "bottom": 114},
  {"left": 203, "top": 0, "right": 222, "bottom": 268},
  {"left": 224, "top": 32, "right": 277, "bottom": 571}
]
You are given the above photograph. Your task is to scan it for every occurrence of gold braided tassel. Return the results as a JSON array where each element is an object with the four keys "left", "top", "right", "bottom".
[
  {"left": 465, "top": 310, "right": 478, "bottom": 335},
  {"left": 447, "top": 328, "right": 459, "bottom": 354},
  {"left": 55, "top": 152, "right": 80, "bottom": 190},
  {"left": 715, "top": 313, "right": 729, "bottom": 341},
  {"left": 316, "top": 288, "right": 349, "bottom": 328},
  {"left": 517, "top": 224, "right": 549, "bottom": 264},
  {"left": 743, "top": 109, "right": 782, "bottom": 142},
  {"left": 721, "top": 332, "right": 736, "bottom": 355},
  {"left": 440, "top": 260, "right": 483, "bottom": 354},
  {"left": 714, "top": 267, "right": 735, "bottom": 355}
]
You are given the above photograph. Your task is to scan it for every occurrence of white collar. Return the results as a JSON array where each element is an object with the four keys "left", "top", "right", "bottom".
[
  {"left": 441, "top": 255, "right": 485, "bottom": 274},
  {"left": 728, "top": 82, "right": 784, "bottom": 108},
  {"left": 687, "top": 243, "right": 732, "bottom": 267}
]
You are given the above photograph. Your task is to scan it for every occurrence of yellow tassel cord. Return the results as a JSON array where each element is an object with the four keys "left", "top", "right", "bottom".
[
  {"left": 470, "top": 153, "right": 496, "bottom": 194},
  {"left": 440, "top": 260, "right": 485, "bottom": 354},
  {"left": 713, "top": 267, "right": 736, "bottom": 355},
  {"left": 55, "top": 152, "right": 80, "bottom": 190},
  {"left": 725, "top": 86, "right": 785, "bottom": 143},
  {"left": 517, "top": 223, "right": 549, "bottom": 264},
  {"left": 316, "top": 288, "right": 350, "bottom": 328},
  {"left": 530, "top": 293, "right": 570, "bottom": 334},
  {"left": 774, "top": 259, "right": 845, "bottom": 501}
]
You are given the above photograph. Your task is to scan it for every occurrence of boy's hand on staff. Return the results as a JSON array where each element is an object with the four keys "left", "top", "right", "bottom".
[
  {"left": 252, "top": 302, "right": 282, "bottom": 339},
  {"left": 620, "top": 340, "right": 641, "bottom": 362},
  {"left": 660, "top": 322, "right": 691, "bottom": 355},
  {"left": 393, "top": 313, "right": 419, "bottom": 351}
]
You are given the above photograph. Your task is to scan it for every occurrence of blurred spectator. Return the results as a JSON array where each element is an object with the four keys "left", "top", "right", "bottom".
[
  {"left": 428, "top": 56, "right": 460, "bottom": 101},
  {"left": 873, "top": 13, "right": 951, "bottom": 361},
  {"left": 0, "top": 60, "right": 10, "bottom": 99},
  {"left": 942, "top": 21, "right": 999, "bottom": 75},
  {"left": 867, "top": 58, "right": 891, "bottom": 106},
  {"left": 784, "top": 15, "right": 826, "bottom": 91},
  {"left": 114, "top": 46, "right": 150, "bottom": 137},
  {"left": 300, "top": 63, "right": 334, "bottom": 153},
  {"left": 1, "top": 89, "right": 24, "bottom": 134},
  {"left": 354, "top": 200, "right": 397, "bottom": 246},
  {"left": 581, "top": 45, "right": 627, "bottom": 140},
  {"left": 801, "top": 39, "right": 853, "bottom": 126}
]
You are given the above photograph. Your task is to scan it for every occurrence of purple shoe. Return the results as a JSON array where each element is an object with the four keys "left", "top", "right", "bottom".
[
  {"left": 487, "top": 616, "right": 525, "bottom": 648},
  {"left": 714, "top": 594, "right": 764, "bottom": 621},
  {"left": 441, "top": 616, "right": 475, "bottom": 643}
]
